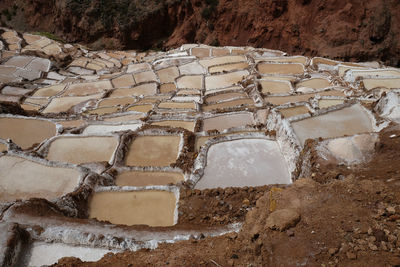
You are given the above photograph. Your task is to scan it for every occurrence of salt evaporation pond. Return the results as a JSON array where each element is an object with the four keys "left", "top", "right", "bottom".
[
  {"left": 291, "top": 104, "right": 374, "bottom": 145},
  {"left": 195, "top": 139, "right": 291, "bottom": 189},
  {"left": 26, "top": 242, "right": 117, "bottom": 267}
]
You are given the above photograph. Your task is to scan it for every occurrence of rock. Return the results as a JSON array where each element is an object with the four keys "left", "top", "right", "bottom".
[
  {"left": 373, "top": 229, "right": 388, "bottom": 242},
  {"left": 242, "top": 198, "right": 250, "bottom": 206},
  {"left": 381, "top": 241, "right": 388, "bottom": 251},
  {"left": 340, "top": 243, "right": 349, "bottom": 253},
  {"left": 386, "top": 206, "right": 396, "bottom": 215},
  {"left": 368, "top": 243, "right": 378, "bottom": 251},
  {"left": 265, "top": 209, "right": 301, "bottom": 231},
  {"left": 286, "top": 229, "right": 295, "bottom": 237},
  {"left": 346, "top": 252, "right": 357, "bottom": 260},
  {"left": 388, "top": 234, "right": 397, "bottom": 243},
  {"left": 328, "top": 248, "right": 338, "bottom": 256}
]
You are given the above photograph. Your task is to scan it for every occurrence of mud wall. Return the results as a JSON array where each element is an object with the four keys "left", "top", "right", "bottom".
[{"left": 0, "top": 0, "right": 399, "bottom": 66}]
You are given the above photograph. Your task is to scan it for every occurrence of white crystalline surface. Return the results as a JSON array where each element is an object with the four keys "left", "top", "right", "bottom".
[
  {"left": 195, "top": 139, "right": 291, "bottom": 189},
  {"left": 27, "top": 242, "right": 117, "bottom": 266},
  {"left": 291, "top": 104, "right": 374, "bottom": 145}
]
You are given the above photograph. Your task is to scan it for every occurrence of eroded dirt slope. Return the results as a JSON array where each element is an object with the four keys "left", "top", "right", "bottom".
[{"left": 0, "top": 0, "right": 399, "bottom": 66}]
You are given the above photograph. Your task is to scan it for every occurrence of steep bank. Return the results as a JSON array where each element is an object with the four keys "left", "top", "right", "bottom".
[{"left": 0, "top": 0, "right": 399, "bottom": 65}]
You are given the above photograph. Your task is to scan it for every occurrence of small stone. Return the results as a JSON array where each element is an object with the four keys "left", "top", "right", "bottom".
[
  {"left": 286, "top": 229, "right": 295, "bottom": 237},
  {"left": 328, "top": 248, "right": 338, "bottom": 256},
  {"left": 388, "top": 234, "right": 397, "bottom": 243},
  {"left": 368, "top": 227, "right": 373, "bottom": 235},
  {"left": 373, "top": 229, "right": 388, "bottom": 242},
  {"left": 368, "top": 243, "right": 378, "bottom": 251},
  {"left": 387, "top": 206, "right": 396, "bottom": 215},
  {"left": 265, "top": 209, "right": 301, "bottom": 231},
  {"left": 346, "top": 252, "right": 357, "bottom": 260},
  {"left": 242, "top": 198, "right": 250, "bottom": 206},
  {"left": 340, "top": 243, "right": 349, "bottom": 253},
  {"left": 381, "top": 241, "right": 388, "bottom": 251}
]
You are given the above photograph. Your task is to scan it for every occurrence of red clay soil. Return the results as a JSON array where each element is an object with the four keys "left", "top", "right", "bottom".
[
  {"left": 51, "top": 124, "right": 400, "bottom": 266},
  {"left": 0, "top": 0, "right": 399, "bottom": 66}
]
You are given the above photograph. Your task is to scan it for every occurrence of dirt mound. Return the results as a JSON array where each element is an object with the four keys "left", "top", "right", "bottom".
[{"left": 0, "top": 0, "right": 399, "bottom": 66}]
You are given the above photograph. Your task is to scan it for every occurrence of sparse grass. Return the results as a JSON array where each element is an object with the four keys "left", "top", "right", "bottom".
[{"left": 33, "top": 32, "right": 65, "bottom": 43}]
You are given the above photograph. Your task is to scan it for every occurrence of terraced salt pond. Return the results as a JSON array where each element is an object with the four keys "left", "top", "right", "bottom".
[
  {"left": 0, "top": 155, "right": 80, "bottom": 202},
  {"left": 46, "top": 136, "right": 119, "bottom": 164},
  {"left": 259, "top": 80, "right": 292, "bottom": 94},
  {"left": 195, "top": 139, "right": 291, "bottom": 189},
  {"left": 82, "top": 124, "right": 142, "bottom": 135},
  {"left": 89, "top": 190, "right": 177, "bottom": 226},
  {"left": 363, "top": 78, "right": 400, "bottom": 90},
  {"left": 125, "top": 136, "right": 181, "bottom": 166},
  {"left": 296, "top": 78, "right": 331, "bottom": 90},
  {"left": 151, "top": 120, "right": 195, "bottom": 131},
  {"left": 279, "top": 106, "right": 310, "bottom": 118},
  {"left": 292, "top": 104, "right": 374, "bottom": 145},
  {"left": 257, "top": 62, "right": 304, "bottom": 75},
  {"left": 318, "top": 99, "right": 345, "bottom": 109},
  {"left": 205, "top": 70, "right": 249, "bottom": 90},
  {"left": 43, "top": 94, "right": 103, "bottom": 113},
  {"left": 1, "top": 31, "right": 400, "bottom": 265},
  {"left": 0, "top": 117, "right": 56, "bottom": 149},
  {"left": 116, "top": 171, "right": 184, "bottom": 186},
  {"left": 202, "top": 113, "right": 254, "bottom": 131},
  {"left": 25, "top": 242, "right": 118, "bottom": 267}
]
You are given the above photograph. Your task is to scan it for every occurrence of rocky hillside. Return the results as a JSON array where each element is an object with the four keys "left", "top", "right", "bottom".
[{"left": 0, "top": 0, "right": 399, "bottom": 66}]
